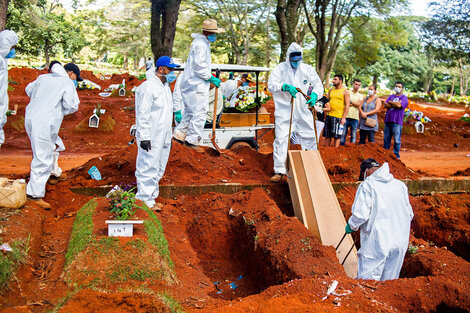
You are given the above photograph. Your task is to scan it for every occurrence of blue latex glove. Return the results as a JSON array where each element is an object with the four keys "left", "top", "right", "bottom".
[
  {"left": 345, "top": 223, "right": 355, "bottom": 234},
  {"left": 282, "top": 83, "right": 298, "bottom": 98},
  {"left": 207, "top": 76, "right": 221, "bottom": 88},
  {"left": 307, "top": 93, "right": 318, "bottom": 107},
  {"left": 175, "top": 110, "right": 182, "bottom": 123}
]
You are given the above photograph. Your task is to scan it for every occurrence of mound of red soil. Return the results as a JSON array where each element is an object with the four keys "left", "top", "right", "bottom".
[
  {"left": 319, "top": 143, "right": 420, "bottom": 182},
  {"left": 453, "top": 167, "right": 470, "bottom": 176},
  {"left": 64, "top": 143, "right": 273, "bottom": 188}
]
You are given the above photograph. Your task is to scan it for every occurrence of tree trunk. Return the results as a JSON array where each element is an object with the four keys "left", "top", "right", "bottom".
[
  {"left": 423, "top": 52, "right": 434, "bottom": 93},
  {"left": 151, "top": 0, "right": 182, "bottom": 60},
  {"left": 458, "top": 55, "right": 464, "bottom": 96},
  {"left": 372, "top": 75, "right": 378, "bottom": 86},
  {"left": 0, "top": 0, "right": 9, "bottom": 31},
  {"left": 450, "top": 78, "right": 455, "bottom": 96},
  {"left": 123, "top": 57, "right": 128, "bottom": 69},
  {"left": 274, "top": 0, "right": 302, "bottom": 62},
  {"left": 44, "top": 39, "right": 50, "bottom": 68}
]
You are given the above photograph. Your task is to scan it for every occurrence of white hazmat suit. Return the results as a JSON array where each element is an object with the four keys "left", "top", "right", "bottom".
[
  {"left": 25, "top": 63, "right": 79, "bottom": 198},
  {"left": 348, "top": 163, "right": 414, "bottom": 281},
  {"left": 173, "top": 33, "right": 212, "bottom": 145},
  {"left": 268, "top": 43, "right": 323, "bottom": 174},
  {"left": 135, "top": 69, "right": 175, "bottom": 208},
  {"left": 0, "top": 30, "right": 19, "bottom": 146}
]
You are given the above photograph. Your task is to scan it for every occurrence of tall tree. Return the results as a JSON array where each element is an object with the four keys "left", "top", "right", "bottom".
[
  {"left": 274, "top": 0, "right": 303, "bottom": 61},
  {"left": 7, "top": 0, "right": 86, "bottom": 66},
  {"left": 150, "top": 0, "right": 182, "bottom": 59},
  {"left": 301, "top": 0, "right": 406, "bottom": 85},
  {"left": 189, "top": 0, "right": 272, "bottom": 65},
  {"left": 421, "top": 0, "right": 470, "bottom": 96}
]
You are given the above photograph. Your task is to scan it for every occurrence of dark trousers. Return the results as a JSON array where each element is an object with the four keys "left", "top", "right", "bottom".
[{"left": 359, "top": 129, "right": 375, "bottom": 144}]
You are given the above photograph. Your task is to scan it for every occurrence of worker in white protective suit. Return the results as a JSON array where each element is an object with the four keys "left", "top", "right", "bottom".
[
  {"left": 173, "top": 19, "right": 224, "bottom": 153},
  {"left": 0, "top": 30, "right": 19, "bottom": 149},
  {"left": 135, "top": 56, "right": 181, "bottom": 211},
  {"left": 25, "top": 62, "right": 81, "bottom": 209},
  {"left": 268, "top": 42, "right": 323, "bottom": 182},
  {"left": 346, "top": 158, "right": 414, "bottom": 281},
  {"left": 172, "top": 73, "right": 183, "bottom": 125}
]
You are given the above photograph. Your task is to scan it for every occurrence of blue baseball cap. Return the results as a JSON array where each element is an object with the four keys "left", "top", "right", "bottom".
[{"left": 155, "top": 56, "right": 180, "bottom": 69}]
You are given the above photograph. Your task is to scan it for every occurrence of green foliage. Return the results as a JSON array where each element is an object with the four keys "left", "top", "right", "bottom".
[
  {"left": 64, "top": 199, "right": 96, "bottom": 266},
  {"left": 407, "top": 244, "right": 418, "bottom": 254},
  {"left": 0, "top": 237, "right": 30, "bottom": 290},
  {"left": 159, "top": 291, "right": 184, "bottom": 313},
  {"left": 141, "top": 205, "right": 174, "bottom": 269},
  {"left": 107, "top": 187, "right": 141, "bottom": 220},
  {"left": 7, "top": 0, "right": 86, "bottom": 64}
]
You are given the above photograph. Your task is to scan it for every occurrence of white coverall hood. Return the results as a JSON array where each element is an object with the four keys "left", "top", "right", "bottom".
[
  {"left": 0, "top": 30, "right": 19, "bottom": 145},
  {"left": 173, "top": 32, "right": 212, "bottom": 145},
  {"left": 0, "top": 30, "right": 18, "bottom": 58},
  {"left": 50, "top": 63, "right": 69, "bottom": 77},
  {"left": 267, "top": 42, "right": 324, "bottom": 174},
  {"left": 348, "top": 162, "right": 414, "bottom": 281},
  {"left": 134, "top": 69, "right": 175, "bottom": 207},
  {"left": 285, "top": 42, "right": 303, "bottom": 64}
]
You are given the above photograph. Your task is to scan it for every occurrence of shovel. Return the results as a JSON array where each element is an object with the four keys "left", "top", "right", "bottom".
[
  {"left": 209, "top": 69, "right": 222, "bottom": 155},
  {"left": 296, "top": 88, "right": 320, "bottom": 150}
]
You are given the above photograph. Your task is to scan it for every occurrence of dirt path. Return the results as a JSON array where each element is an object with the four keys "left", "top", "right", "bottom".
[
  {"left": 400, "top": 151, "right": 470, "bottom": 177},
  {"left": 0, "top": 152, "right": 102, "bottom": 177}
]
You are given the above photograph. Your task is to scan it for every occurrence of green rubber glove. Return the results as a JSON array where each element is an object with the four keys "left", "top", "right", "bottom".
[
  {"left": 307, "top": 93, "right": 318, "bottom": 107},
  {"left": 207, "top": 76, "right": 221, "bottom": 88},
  {"left": 345, "top": 223, "right": 355, "bottom": 234},
  {"left": 175, "top": 110, "right": 182, "bottom": 123},
  {"left": 282, "top": 83, "right": 298, "bottom": 98}
]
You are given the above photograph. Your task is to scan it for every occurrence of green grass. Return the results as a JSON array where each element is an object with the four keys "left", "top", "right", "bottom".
[
  {"left": 141, "top": 205, "right": 174, "bottom": 270},
  {"left": 65, "top": 199, "right": 97, "bottom": 266},
  {"left": 160, "top": 291, "right": 184, "bottom": 313},
  {"left": 0, "top": 236, "right": 30, "bottom": 290}
]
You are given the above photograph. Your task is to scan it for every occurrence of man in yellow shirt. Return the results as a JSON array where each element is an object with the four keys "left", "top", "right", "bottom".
[
  {"left": 323, "top": 74, "right": 350, "bottom": 147},
  {"left": 341, "top": 79, "right": 363, "bottom": 145}
]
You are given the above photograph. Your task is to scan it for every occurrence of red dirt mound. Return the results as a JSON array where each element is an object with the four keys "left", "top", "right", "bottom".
[
  {"left": 453, "top": 167, "right": 470, "bottom": 176},
  {"left": 64, "top": 143, "right": 273, "bottom": 188},
  {"left": 319, "top": 143, "right": 420, "bottom": 182}
]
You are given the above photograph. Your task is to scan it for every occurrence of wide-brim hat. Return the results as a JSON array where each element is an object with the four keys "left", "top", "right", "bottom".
[{"left": 202, "top": 19, "right": 225, "bottom": 33}]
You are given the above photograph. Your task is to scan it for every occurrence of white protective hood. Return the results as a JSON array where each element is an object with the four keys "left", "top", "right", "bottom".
[
  {"left": 50, "top": 63, "right": 69, "bottom": 78},
  {"left": 0, "top": 30, "right": 18, "bottom": 58},
  {"left": 285, "top": 42, "right": 303, "bottom": 64}
]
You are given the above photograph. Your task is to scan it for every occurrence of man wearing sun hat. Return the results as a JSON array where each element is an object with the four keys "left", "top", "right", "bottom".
[
  {"left": 135, "top": 56, "right": 180, "bottom": 211},
  {"left": 173, "top": 19, "right": 225, "bottom": 153},
  {"left": 345, "top": 158, "right": 414, "bottom": 281}
]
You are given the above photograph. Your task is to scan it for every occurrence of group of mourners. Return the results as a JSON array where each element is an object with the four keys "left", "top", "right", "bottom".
[{"left": 0, "top": 19, "right": 413, "bottom": 282}]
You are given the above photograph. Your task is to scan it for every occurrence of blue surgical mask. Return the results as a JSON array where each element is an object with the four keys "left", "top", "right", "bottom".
[
  {"left": 207, "top": 34, "right": 217, "bottom": 43},
  {"left": 290, "top": 61, "right": 300, "bottom": 69},
  {"left": 5, "top": 48, "right": 15, "bottom": 59},
  {"left": 166, "top": 71, "right": 176, "bottom": 83},
  {"left": 73, "top": 79, "right": 78, "bottom": 88},
  {"left": 243, "top": 82, "right": 249, "bottom": 87}
]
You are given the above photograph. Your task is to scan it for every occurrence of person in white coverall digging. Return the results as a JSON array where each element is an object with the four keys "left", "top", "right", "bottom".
[
  {"left": 173, "top": 19, "right": 224, "bottom": 153},
  {"left": 0, "top": 30, "right": 19, "bottom": 149},
  {"left": 135, "top": 56, "right": 180, "bottom": 211},
  {"left": 346, "top": 158, "right": 414, "bottom": 281},
  {"left": 25, "top": 62, "right": 81, "bottom": 209},
  {"left": 268, "top": 43, "right": 323, "bottom": 182}
]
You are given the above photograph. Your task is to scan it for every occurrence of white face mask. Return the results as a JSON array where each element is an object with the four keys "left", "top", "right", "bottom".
[
  {"left": 367, "top": 90, "right": 375, "bottom": 96},
  {"left": 394, "top": 87, "right": 402, "bottom": 94}
]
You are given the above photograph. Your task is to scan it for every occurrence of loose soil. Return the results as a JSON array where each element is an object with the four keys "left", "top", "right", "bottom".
[{"left": 1, "top": 67, "right": 469, "bottom": 312}]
